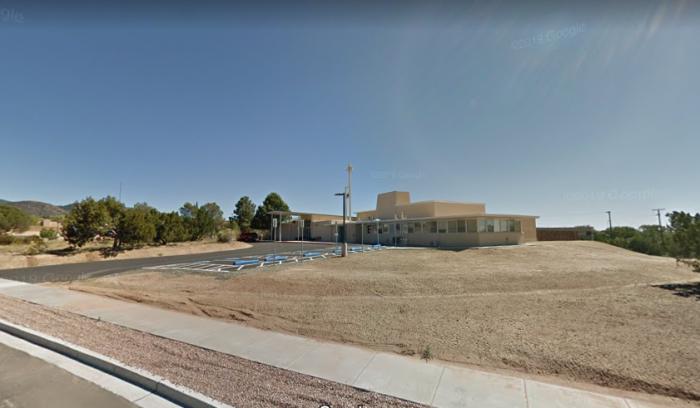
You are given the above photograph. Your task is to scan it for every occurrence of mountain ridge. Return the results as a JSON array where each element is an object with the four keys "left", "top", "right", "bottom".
[{"left": 0, "top": 199, "right": 74, "bottom": 217}]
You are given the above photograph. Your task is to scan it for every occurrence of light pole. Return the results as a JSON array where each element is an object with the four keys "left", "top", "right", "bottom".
[
  {"left": 335, "top": 192, "right": 348, "bottom": 257},
  {"left": 300, "top": 218, "right": 305, "bottom": 254},
  {"left": 360, "top": 219, "right": 364, "bottom": 252},
  {"left": 375, "top": 219, "right": 380, "bottom": 246},
  {"left": 272, "top": 217, "right": 277, "bottom": 260}
]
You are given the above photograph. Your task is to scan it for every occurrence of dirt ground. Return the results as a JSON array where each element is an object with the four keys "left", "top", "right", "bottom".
[
  {"left": 59, "top": 241, "right": 700, "bottom": 403},
  {"left": 0, "top": 239, "right": 251, "bottom": 270}
]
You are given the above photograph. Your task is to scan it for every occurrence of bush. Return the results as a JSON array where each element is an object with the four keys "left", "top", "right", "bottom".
[
  {"left": 24, "top": 240, "right": 47, "bottom": 255},
  {"left": 217, "top": 230, "right": 234, "bottom": 243},
  {"left": 40, "top": 228, "right": 58, "bottom": 240},
  {"left": 0, "top": 235, "right": 41, "bottom": 246},
  {"left": 421, "top": 345, "right": 433, "bottom": 362}
]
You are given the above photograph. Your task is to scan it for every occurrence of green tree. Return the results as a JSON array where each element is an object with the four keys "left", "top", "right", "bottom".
[
  {"left": 0, "top": 205, "right": 32, "bottom": 234},
  {"left": 118, "top": 206, "right": 157, "bottom": 246},
  {"left": 179, "top": 202, "right": 201, "bottom": 240},
  {"left": 233, "top": 196, "right": 256, "bottom": 232},
  {"left": 40, "top": 228, "right": 58, "bottom": 240},
  {"left": 251, "top": 192, "right": 290, "bottom": 230},
  {"left": 667, "top": 211, "right": 700, "bottom": 258},
  {"left": 100, "top": 196, "right": 127, "bottom": 248},
  {"left": 178, "top": 202, "right": 223, "bottom": 240},
  {"left": 155, "top": 212, "right": 187, "bottom": 245},
  {"left": 61, "top": 198, "right": 109, "bottom": 248}
]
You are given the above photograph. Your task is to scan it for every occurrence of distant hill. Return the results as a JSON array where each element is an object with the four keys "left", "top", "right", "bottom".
[{"left": 0, "top": 199, "right": 74, "bottom": 217}]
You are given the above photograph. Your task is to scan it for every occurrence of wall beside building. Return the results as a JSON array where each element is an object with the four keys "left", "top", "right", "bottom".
[{"left": 522, "top": 218, "right": 538, "bottom": 242}]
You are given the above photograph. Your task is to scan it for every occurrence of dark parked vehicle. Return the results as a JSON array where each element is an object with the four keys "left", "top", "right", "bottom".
[{"left": 238, "top": 232, "right": 262, "bottom": 242}]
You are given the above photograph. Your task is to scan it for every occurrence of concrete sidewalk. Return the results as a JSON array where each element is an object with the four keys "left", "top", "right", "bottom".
[{"left": 0, "top": 278, "right": 670, "bottom": 408}]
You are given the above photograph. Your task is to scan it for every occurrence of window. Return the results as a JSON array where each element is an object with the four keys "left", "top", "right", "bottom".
[
  {"left": 487, "top": 219, "right": 495, "bottom": 232},
  {"left": 515, "top": 220, "right": 521, "bottom": 232},
  {"left": 415, "top": 222, "right": 423, "bottom": 233},
  {"left": 367, "top": 224, "right": 372, "bottom": 234},
  {"left": 467, "top": 219, "right": 477, "bottom": 233},
  {"left": 501, "top": 219, "right": 508, "bottom": 232},
  {"left": 508, "top": 220, "right": 515, "bottom": 232},
  {"left": 407, "top": 223, "right": 414, "bottom": 233},
  {"left": 493, "top": 219, "right": 501, "bottom": 233},
  {"left": 448, "top": 220, "right": 458, "bottom": 233},
  {"left": 429, "top": 221, "right": 438, "bottom": 233},
  {"left": 388, "top": 224, "right": 394, "bottom": 234},
  {"left": 438, "top": 221, "right": 447, "bottom": 233},
  {"left": 457, "top": 219, "right": 466, "bottom": 233},
  {"left": 477, "top": 219, "right": 486, "bottom": 233}
]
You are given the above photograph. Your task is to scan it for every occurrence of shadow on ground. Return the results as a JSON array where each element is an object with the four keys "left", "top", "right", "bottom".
[{"left": 656, "top": 282, "right": 700, "bottom": 300}]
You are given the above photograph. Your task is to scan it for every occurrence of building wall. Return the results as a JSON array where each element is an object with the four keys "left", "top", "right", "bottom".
[
  {"left": 521, "top": 218, "right": 538, "bottom": 242},
  {"left": 432, "top": 202, "right": 486, "bottom": 216},
  {"left": 369, "top": 192, "right": 487, "bottom": 220},
  {"left": 351, "top": 219, "right": 531, "bottom": 247}
]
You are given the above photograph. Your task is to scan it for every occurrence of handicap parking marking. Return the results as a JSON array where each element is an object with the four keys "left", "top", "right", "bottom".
[{"left": 145, "top": 245, "right": 391, "bottom": 272}]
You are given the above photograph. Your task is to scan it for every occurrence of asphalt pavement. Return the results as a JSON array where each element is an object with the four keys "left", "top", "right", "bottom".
[
  {"left": 0, "top": 342, "right": 139, "bottom": 408},
  {"left": 0, "top": 242, "right": 332, "bottom": 284}
]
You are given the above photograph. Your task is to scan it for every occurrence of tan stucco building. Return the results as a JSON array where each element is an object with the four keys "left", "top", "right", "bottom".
[{"left": 272, "top": 191, "right": 538, "bottom": 247}]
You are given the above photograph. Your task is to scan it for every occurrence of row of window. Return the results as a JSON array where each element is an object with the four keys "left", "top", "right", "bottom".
[{"left": 365, "top": 219, "right": 522, "bottom": 234}]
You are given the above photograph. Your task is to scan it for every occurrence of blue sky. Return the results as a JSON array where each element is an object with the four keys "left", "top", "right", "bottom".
[{"left": 0, "top": 1, "right": 698, "bottom": 229}]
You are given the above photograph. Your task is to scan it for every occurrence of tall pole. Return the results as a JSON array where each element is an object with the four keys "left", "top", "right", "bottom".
[
  {"left": 376, "top": 220, "right": 379, "bottom": 245},
  {"left": 361, "top": 219, "right": 364, "bottom": 252},
  {"left": 270, "top": 213, "right": 274, "bottom": 242},
  {"left": 652, "top": 208, "right": 665, "bottom": 247},
  {"left": 334, "top": 193, "right": 348, "bottom": 257},
  {"left": 342, "top": 192, "right": 347, "bottom": 256},
  {"left": 606, "top": 211, "right": 613, "bottom": 237},
  {"left": 119, "top": 182, "right": 122, "bottom": 202},
  {"left": 346, "top": 163, "right": 353, "bottom": 223}
]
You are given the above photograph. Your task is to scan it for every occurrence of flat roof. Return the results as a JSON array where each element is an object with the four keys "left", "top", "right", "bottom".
[
  {"left": 395, "top": 200, "right": 486, "bottom": 206},
  {"left": 267, "top": 210, "right": 355, "bottom": 219},
  {"left": 347, "top": 213, "right": 539, "bottom": 223}
]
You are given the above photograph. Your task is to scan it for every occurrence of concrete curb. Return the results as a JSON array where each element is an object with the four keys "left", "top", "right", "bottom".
[{"left": 0, "top": 317, "right": 234, "bottom": 408}]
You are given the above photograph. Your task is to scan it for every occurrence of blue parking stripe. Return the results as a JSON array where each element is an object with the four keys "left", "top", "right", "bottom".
[{"left": 233, "top": 259, "right": 260, "bottom": 265}]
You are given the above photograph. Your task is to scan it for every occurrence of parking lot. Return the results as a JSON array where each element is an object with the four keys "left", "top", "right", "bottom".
[{"left": 144, "top": 244, "right": 392, "bottom": 273}]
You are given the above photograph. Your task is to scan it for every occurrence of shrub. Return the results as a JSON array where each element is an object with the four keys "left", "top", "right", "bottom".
[
  {"left": 217, "top": 230, "right": 234, "bottom": 243},
  {"left": 0, "top": 235, "right": 41, "bottom": 246},
  {"left": 24, "top": 240, "right": 48, "bottom": 256},
  {"left": 40, "top": 228, "right": 58, "bottom": 240},
  {"left": 421, "top": 345, "right": 433, "bottom": 362}
]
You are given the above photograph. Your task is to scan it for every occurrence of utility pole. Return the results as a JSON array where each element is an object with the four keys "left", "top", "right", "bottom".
[
  {"left": 606, "top": 211, "right": 613, "bottom": 237},
  {"left": 346, "top": 163, "right": 353, "bottom": 222},
  {"left": 334, "top": 192, "right": 348, "bottom": 257},
  {"left": 652, "top": 208, "right": 665, "bottom": 247}
]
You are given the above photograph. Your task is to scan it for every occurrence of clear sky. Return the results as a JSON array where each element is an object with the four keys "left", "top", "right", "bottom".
[{"left": 1, "top": 0, "right": 697, "bottom": 229}]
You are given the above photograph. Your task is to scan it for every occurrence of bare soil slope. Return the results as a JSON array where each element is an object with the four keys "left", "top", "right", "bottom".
[{"left": 60, "top": 241, "right": 700, "bottom": 402}]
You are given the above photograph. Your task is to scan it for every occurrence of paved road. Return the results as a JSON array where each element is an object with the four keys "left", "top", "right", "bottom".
[
  {"left": 0, "top": 242, "right": 332, "bottom": 284},
  {"left": 0, "top": 342, "right": 139, "bottom": 408}
]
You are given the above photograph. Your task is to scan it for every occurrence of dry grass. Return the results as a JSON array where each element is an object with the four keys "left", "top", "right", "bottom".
[{"left": 60, "top": 241, "right": 700, "bottom": 403}]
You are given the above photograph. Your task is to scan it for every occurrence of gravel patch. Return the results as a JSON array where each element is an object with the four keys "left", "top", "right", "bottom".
[{"left": 0, "top": 294, "right": 426, "bottom": 408}]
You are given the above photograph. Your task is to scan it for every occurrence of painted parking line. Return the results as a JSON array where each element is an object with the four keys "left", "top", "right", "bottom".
[{"left": 144, "top": 246, "right": 393, "bottom": 272}]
